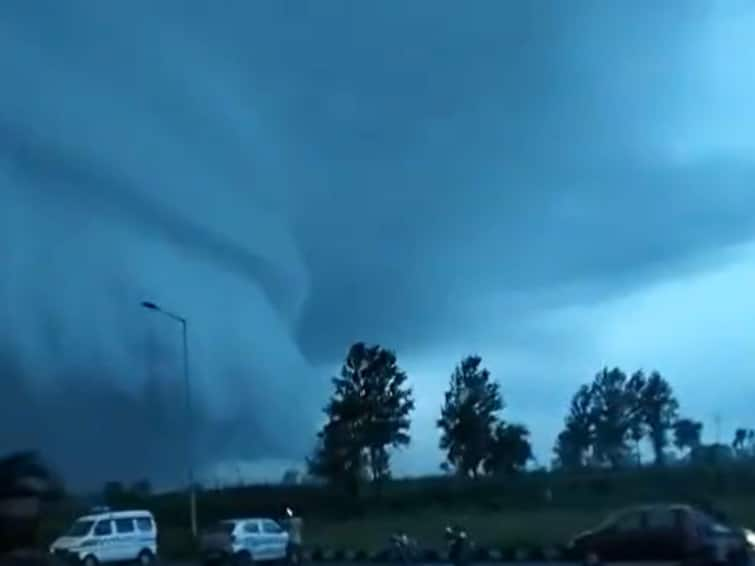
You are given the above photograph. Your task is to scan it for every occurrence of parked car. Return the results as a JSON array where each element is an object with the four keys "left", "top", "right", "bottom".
[
  {"left": 49, "top": 508, "right": 158, "bottom": 566},
  {"left": 566, "top": 503, "right": 752, "bottom": 565},
  {"left": 199, "top": 518, "right": 290, "bottom": 566}
]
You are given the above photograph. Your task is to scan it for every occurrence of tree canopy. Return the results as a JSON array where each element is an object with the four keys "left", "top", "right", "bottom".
[
  {"left": 437, "top": 355, "right": 532, "bottom": 477},
  {"left": 308, "top": 342, "right": 414, "bottom": 492}
]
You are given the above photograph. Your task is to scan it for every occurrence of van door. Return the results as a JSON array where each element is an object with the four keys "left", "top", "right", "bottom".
[
  {"left": 114, "top": 518, "right": 138, "bottom": 561},
  {"left": 92, "top": 520, "right": 116, "bottom": 563},
  {"left": 135, "top": 517, "right": 157, "bottom": 555}
]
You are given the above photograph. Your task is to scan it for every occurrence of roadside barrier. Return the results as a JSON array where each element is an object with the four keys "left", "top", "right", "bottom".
[{"left": 303, "top": 544, "right": 569, "bottom": 562}]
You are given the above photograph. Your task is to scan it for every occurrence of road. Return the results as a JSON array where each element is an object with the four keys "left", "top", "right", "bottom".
[{"left": 167, "top": 564, "right": 633, "bottom": 566}]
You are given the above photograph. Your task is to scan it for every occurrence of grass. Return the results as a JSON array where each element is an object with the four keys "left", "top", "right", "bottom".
[
  {"left": 304, "top": 507, "right": 609, "bottom": 552},
  {"left": 304, "top": 497, "right": 755, "bottom": 552}
]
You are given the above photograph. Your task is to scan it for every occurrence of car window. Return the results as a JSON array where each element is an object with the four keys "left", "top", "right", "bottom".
[
  {"left": 244, "top": 521, "right": 260, "bottom": 534},
  {"left": 614, "top": 511, "right": 643, "bottom": 532},
  {"left": 136, "top": 517, "right": 154, "bottom": 532},
  {"left": 94, "top": 520, "right": 113, "bottom": 536},
  {"left": 647, "top": 508, "right": 676, "bottom": 529},
  {"left": 262, "top": 520, "right": 283, "bottom": 534},
  {"left": 115, "top": 519, "right": 135, "bottom": 533}
]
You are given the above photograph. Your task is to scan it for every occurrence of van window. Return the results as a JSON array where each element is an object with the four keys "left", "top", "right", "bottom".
[
  {"left": 94, "top": 520, "right": 113, "bottom": 536},
  {"left": 136, "top": 518, "right": 154, "bottom": 532},
  {"left": 115, "top": 519, "right": 135, "bottom": 533}
]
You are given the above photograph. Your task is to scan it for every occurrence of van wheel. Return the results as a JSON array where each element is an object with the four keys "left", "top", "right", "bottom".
[
  {"left": 235, "top": 551, "right": 253, "bottom": 566},
  {"left": 138, "top": 550, "right": 155, "bottom": 566},
  {"left": 83, "top": 555, "right": 99, "bottom": 566}
]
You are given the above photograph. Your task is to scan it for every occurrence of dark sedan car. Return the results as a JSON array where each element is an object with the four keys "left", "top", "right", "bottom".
[{"left": 567, "top": 504, "right": 752, "bottom": 565}]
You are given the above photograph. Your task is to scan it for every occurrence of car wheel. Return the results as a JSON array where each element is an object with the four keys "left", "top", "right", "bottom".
[
  {"left": 235, "top": 551, "right": 253, "bottom": 566},
  {"left": 727, "top": 548, "right": 751, "bottom": 566},
  {"left": 138, "top": 550, "right": 155, "bottom": 566},
  {"left": 201, "top": 554, "right": 225, "bottom": 566},
  {"left": 83, "top": 555, "right": 98, "bottom": 566},
  {"left": 584, "top": 550, "right": 601, "bottom": 566}
]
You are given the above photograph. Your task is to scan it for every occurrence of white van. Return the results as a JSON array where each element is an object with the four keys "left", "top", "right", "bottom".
[{"left": 50, "top": 509, "right": 158, "bottom": 566}]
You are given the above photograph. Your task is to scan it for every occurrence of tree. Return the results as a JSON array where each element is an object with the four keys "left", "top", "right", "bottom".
[
  {"left": 673, "top": 418, "right": 703, "bottom": 457},
  {"left": 589, "top": 368, "right": 643, "bottom": 468},
  {"left": 103, "top": 481, "right": 126, "bottom": 506},
  {"left": 308, "top": 342, "right": 414, "bottom": 490},
  {"left": 281, "top": 469, "right": 301, "bottom": 485},
  {"left": 131, "top": 479, "right": 152, "bottom": 497},
  {"left": 637, "top": 371, "right": 679, "bottom": 466},
  {"left": 553, "top": 385, "right": 594, "bottom": 470},
  {"left": 438, "top": 355, "right": 503, "bottom": 477},
  {"left": 308, "top": 419, "right": 364, "bottom": 495},
  {"left": 627, "top": 371, "right": 648, "bottom": 465},
  {"left": 732, "top": 428, "right": 755, "bottom": 459},
  {"left": 484, "top": 423, "right": 533, "bottom": 475}
]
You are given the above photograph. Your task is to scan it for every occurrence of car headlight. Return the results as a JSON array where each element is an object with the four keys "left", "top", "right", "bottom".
[{"left": 743, "top": 529, "right": 755, "bottom": 548}]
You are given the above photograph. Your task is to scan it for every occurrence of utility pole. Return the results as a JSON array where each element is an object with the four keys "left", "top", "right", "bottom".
[{"left": 141, "top": 301, "right": 198, "bottom": 537}]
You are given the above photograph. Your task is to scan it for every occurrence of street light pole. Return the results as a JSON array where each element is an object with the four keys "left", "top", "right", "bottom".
[{"left": 141, "top": 301, "right": 198, "bottom": 537}]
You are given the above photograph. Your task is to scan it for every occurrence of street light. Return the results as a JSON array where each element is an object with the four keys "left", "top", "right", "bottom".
[{"left": 140, "top": 300, "right": 198, "bottom": 537}]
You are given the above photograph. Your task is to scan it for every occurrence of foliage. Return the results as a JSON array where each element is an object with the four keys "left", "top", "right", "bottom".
[
  {"left": 554, "top": 368, "right": 679, "bottom": 469},
  {"left": 589, "top": 367, "right": 644, "bottom": 468},
  {"left": 553, "top": 385, "right": 594, "bottom": 469},
  {"left": 483, "top": 423, "right": 533, "bottom": 475},
  {"left": 131, "top": 479, "right": 152, "bottom": 497},
  {"left": 437, "top": 355, "right": 504, "bottom": 477},
  {"left": 281, "top": 469, "right": 301, "bottom": 485},
  {"left": 436, "top": 355, "right": 532, "bottom": 477},
  {"left": 732, "top": 428, "right": 755, "bottom": 459},
  {"left": 308, "top": 342, "right": 414, "bottom": 491},
  {"left": 673, "top": 418, "right": 703, "bottom": 455},
  {"left": 308, "top": 419, "right": 364, "bottom": 495},
  {"left": 637, "top": 371, "right": 679, "bottom": 465}
]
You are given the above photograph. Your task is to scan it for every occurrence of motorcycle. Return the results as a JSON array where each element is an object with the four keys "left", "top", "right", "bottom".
[
  {"left": 445, "top": 525, "right": 469, "bottom": 566},
  {"left": 390, "top": 531, "right": 418, "bottom": 564}
]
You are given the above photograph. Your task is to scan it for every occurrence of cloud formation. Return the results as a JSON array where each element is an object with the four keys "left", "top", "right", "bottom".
[{"left": 1, "top": 1, "right": 754, "bottom": 485}]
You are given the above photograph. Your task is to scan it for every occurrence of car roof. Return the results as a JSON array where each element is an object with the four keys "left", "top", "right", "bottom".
[
  {"left": 78, "top": 510, "right": 155, "bottom": 521},
  {"left": 223, "top": 518, "right": 274, "bottom": 524},
  {"left": 602, "top": 503, "right": 696, "bottom": 520}
]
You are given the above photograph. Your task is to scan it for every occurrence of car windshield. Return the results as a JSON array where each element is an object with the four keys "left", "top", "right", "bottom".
[
  {"left": 594, "top": 511, "right": 623, "bottom": 531},
  {"left": 67, "top": 520, "right": 94, "bottom": 537}
]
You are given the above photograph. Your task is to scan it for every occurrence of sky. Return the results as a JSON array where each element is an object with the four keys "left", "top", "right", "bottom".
[{"left": 1, "top": 1, "right": 755, "bottom": 488}]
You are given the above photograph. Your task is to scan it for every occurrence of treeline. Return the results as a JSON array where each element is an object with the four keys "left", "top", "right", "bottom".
[
  {"left": 553, "top": 367, "right": 753, "bottom": 470},
  {"left": 307, "top": 343, "right": 754, "bottom": 493},
  {"left": 307, "top": 344, "right": 532, "bottom": 494}
]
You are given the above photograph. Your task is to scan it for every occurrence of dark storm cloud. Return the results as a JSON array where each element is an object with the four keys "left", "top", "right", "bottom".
[
  {"left": 0, "top": 120, "right": 302, "bottom": 322},
  {"left": 1, "top": 0, "right": 752, "bottom": 484}
]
